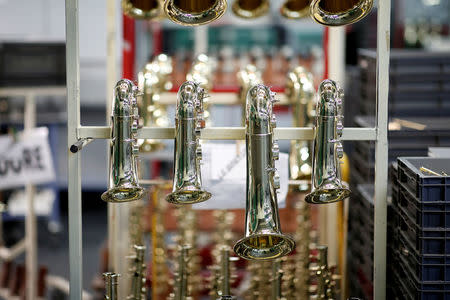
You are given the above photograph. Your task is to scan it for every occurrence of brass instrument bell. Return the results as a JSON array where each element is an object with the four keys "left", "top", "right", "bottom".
[
  {"left": 233, "top": 84, "right": 295, "bottom": 260},
  {"left": 305, "top": 79, "right": 350, "bottom": 204},
  {"left": 280, "top": 0, "right": 310, "bottom": 19},
  {"left": 232, "top": 0, "right": 270, "bottom": 19},
  {"left": 310, "top": 0, "right": 374, "bottom": 26},
  {"left": 122, "top": 0, "right": 164, "bottom": 19},
  {"left": 164, "top": 0, "right": 227, "bottom": 26}
]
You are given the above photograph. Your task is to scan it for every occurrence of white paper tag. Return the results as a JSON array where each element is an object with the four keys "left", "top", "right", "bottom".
[
  {"left": 0, "top": 127, "right": 55, "bottom": 189},
  {"left": 193, "top": 142, "right": 288, "bottom": 210}
]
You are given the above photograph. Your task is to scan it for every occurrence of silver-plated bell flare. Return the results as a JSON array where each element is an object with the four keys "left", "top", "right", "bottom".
[
  {"left": 102, "top": 79, "right": 145, "bottom": 203},
  {"left": 233, "top": 84, "right": 295, "bottom": 261},
  {"left": 122, "top": 0, "right": 164, "bottom": 19},
  {"left": 310, "top": 0, "right": 374, "bottom": 26},
  {"left": 231, "top": 0, "right": 270, "bottom": 19},
  {"left": 280, "top": 0, "right": 310, "bottom": 19},
  {"left": 164, "top": 0, "right": 227, "bottom": 26},
  {"left": 166, "top": 81, "right": 212, "bottom": 205},
  {"left": 305, "top": 79, "right": 350, "bottom": 204}
]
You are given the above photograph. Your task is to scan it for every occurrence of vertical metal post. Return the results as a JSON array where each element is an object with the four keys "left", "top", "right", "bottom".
[
  {"left": 106, "top": 0, "right": 117, "bottom": 273},
  {"left": 194, "top": 26, "right": 208, "bottom": 55},
  {"left": 65, "top": 0, "right": 83, "bottom": 299},
  {"left": 374, "top": 0, "right": 391, "bottom": 299},
  {"left": 24, "top": 94, "right": 37, "bottom": 300}
]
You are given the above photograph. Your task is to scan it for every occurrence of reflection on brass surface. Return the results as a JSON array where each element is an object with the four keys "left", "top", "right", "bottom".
[
  {"left": 102, "top": 79, "right": 144, "bottom": 203},
  {"left": 280, "top": 0, "right": 310, "bottom": 19},
  {"left": 310, "top": 0, "right": 373, "bottom": 26},
  {"left": 237, "top": 64, "right": 263, "bottom": 125},
  {"left": 233, "top": 84, "right": 295, "bottom": 261},
  {"left": 164, "top": 0, "right": 226, "bottom": 26},
  {"left": 305, "top": 79, "right": 350, "bottom": 204},
  {"left": 232, "top": 0, "right": 269, "bottom": 19},
  {"left": 122, "top": 0, "right": 164, "bottom": 19},
  {"left": 166, "top": 82, "right": 211, "bottom": 205},
  {"left": 138, "top": 54, "right": 172, "bottom": 153},
  {"left": 286, "top": 66, "right": 315, "bottom": 192}
]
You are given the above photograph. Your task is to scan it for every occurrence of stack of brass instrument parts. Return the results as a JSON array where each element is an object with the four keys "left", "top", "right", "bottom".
[
  {"left": 234, "top": 84, "right": 295, "bottom": 260},
  {"left": 209, "top": 211, "right": 237, "bottom": 299},
  {"left": 271, "top": 259, "right": 285, "bottom": 300},
  {"left": 102, "top": 79, "right": 144, "bottom": 203},
  {"left": 128, "top": 245, "right": 147, "bottom": 300},
  {"left": 129, "top": 200, "right": 145, "bottom": 247},
  {"left": 151, "top": 185, "right": 171, "bottom": 299},
  {"left": 309, "top": 245, "right": 340, "bottom": 299},
  {"left": 286, "top": 66, "right": 315, "bottom": 192},
  {"left": 293, "top": 201, "right": 313, "bottom": 299},
  {"left": 245, "top": 260, "right": 272, "bottom": 300},
  {"left": 104, "top": 272, "right": 120, "bottom": 300},
  {"left": 122, "top": 0, "right": 164, "bottom": 19},
  {"left": 305, "top": 79, "right": 350, "bottom": 204},
  {"left": 171, "top": 206, "right": 202, "bottom": 299},
  {"left": 138, "top": 54, "right": 173, "bottom": 153},
  {"left": 169, "top": 245, "right": 193, "bottom": 300}
]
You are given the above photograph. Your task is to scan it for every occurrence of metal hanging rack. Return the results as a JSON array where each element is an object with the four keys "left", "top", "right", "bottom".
[{"left": 65, "top": 0, "right": 390, "bottom": 299}]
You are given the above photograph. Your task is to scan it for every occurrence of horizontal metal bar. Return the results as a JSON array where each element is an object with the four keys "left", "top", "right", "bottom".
[
  {"left": 158, "top": 92, "right": 289, "bottom": 106},
  {"left": 78, "top": 126, "right": 377, "bottom": 141},
  {"left": 0, "top": 86, "right": 66, "bottom": 97}
]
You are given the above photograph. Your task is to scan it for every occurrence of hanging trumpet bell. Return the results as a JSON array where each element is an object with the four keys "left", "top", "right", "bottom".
[
  {"left": 310, "top": 0, "right": 374, "bottom": 26},
  {"left": 286, "top": 66, "right": 315, "bottom": 191},
  {"left": 164, "top": 0, "right": 227, "bottom": 26},
  {"left": 137, "top": 54, "right": 172, "bottom": 152},
  {"left": 280, "top": 0, "right": 310, "bottom": 19},
  {"left": 233, "top": 84, "right": 295, "bottom": 261},
  {"left": 236, "top": 64, "right": 263, "bottom": 125},
  {"left": 305, "top": 79, "right": 350, "bottom": 204},
  {"left": 122, "top": 0, "right": 164, "bottom": 19},
  {"left": 232, "top": 0, "right": 270, "bottom": 19},
  {"left": 102, "top": 80, "right": 145, "bottom": 203},
  {"left": 166, "top": 81, "right": 212, "bottom": 205}
]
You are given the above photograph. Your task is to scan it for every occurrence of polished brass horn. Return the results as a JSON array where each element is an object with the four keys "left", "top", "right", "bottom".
[
  {"left": 137, "top": 54, "right": 172, "bottom": 153},
  {"left": 164, "top": 0, "right": 227, "bottom": 26},
  {"left": 310, "top": 0, "right": 374, "bottom": 26},
  {"left": 102, "top": 79, "right": 145, "bottom": 203},
  {"left": 280, "top": 0, "right": 310, "bottom": 19},
  {"left": 122, "top": 0, "right": 164, "bottom": 19},
  {"left": 286, "top": 66, "right": 315, "bottom": 191},
  {"left": 305, "top": 79, "right": 350, "bottom": 204},
  {"left": 236, "top": 64, "right": 263, "bottom": 125},
  {"left": 232, "top": 0, "right": 270, "bottom": 19},
  {"left": 233, "top": 84, "right": 295, "bottom": 260},
  {"left": 166, "top": 81, "right": 212, "bottom": 204}
]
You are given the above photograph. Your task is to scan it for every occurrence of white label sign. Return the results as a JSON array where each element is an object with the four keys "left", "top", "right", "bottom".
[
  {"left": 193, "top": 142, "right": 289, "bottom": 210},
  {"left": 0, "top": 127, "right": 55, "bottom": 189}
]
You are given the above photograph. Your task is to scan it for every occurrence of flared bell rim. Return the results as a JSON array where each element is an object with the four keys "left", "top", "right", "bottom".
[
  {"left": 280, "top": 3, "right": 310, "bottom": 19},
  {"left": 233, "top": 233, "right": 295, "bottom": 260},
  {"left": 122, "top": 0, "right": 164, "bottom": 19},
  {"left": 304, "top": 187, "right": 350, "bottom": 204},
  {"left": 101, "top": 186, "right": 145, "bottom": 203},
  {"left": 310, "top": 0, "right": 374, "bottom": 27},
  {"left": 231, "top": 0, "right": 270, "bottom": 19},
  {"left": 164, "top": 0, "right": 227, "bottom": 26},
  {"left": 165, "top": 189, "right": 212, "bottom": 204}
]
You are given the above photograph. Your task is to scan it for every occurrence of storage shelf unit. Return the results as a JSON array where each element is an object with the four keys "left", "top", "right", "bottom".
[{"left": 64, "top": 1, "right": 391, "bottom": 299}]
